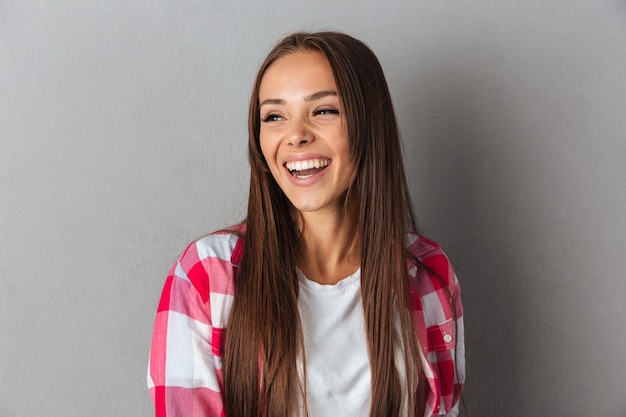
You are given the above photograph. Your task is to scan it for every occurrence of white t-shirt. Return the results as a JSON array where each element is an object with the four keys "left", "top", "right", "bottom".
[{"left": 296, "top": 268, "right": 408, "bottom": 417}]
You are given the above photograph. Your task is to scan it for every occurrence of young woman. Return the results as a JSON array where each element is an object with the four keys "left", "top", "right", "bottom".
[{"left": 148, "top": 31, "right": 465, "bottom": 417}]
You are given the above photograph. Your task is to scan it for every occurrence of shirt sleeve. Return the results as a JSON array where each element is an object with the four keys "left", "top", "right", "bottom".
[
  {"left": 439, "top": 267, "right": 464, "bottom": 417},
  {"left": 409, "top": 236, "right": 465, "bottom": 417},
  {"left": 450, "top": 266, "right": 465, "bottom": 415},
  {"left": 147, "top": 242, "right": 227, "bottom": 417}
]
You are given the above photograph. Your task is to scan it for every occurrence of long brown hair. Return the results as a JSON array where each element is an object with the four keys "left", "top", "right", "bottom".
[{"left": 223, "top": 31, "right": 423, "bottom": 417}]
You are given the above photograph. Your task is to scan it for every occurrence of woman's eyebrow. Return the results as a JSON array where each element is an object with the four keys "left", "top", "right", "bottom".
[
  {"left": 259, "top": 98, "right": 285, "bottom": 107},
  {"left": 304, "top": 90, "right": 337, "bottom": 102},
  {"left": 259, "top": 91, "right": 338, "bottom": 108}
]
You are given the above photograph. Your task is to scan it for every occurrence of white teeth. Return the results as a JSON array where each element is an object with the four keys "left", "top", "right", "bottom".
[{"left": 285, "top": 159, "right": 329, "bottom": 171}]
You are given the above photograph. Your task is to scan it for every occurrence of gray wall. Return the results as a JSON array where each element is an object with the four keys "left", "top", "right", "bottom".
[{"left": 1, "top": 1, "right": 625, "bottom": 416}]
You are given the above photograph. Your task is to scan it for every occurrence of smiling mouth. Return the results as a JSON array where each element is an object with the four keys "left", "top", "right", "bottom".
[{"left": 285, "top": 158, "right": 330, "bottom": 179}]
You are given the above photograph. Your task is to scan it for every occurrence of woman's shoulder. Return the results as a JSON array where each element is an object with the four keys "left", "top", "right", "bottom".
[
  {"left": 178, "top": 223, "right": 246, "bottom": 267},
  {"left": 406, "top": 232, "right": 457, "bottom": 290},
  {"left": 170, "top": 223, "right": 246, "bottom": 301},
  {"left": 406, "top": 233, "right": 441, "bottom": 258}
]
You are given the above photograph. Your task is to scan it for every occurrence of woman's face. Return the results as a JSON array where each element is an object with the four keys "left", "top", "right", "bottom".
[{"left": 258, "top": 50, "right": 355, "bottom": 216}]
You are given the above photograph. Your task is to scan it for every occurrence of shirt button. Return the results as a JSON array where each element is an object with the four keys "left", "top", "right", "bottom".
[{"left": 443, "top": 334, "right": 453, "bottom": 343}]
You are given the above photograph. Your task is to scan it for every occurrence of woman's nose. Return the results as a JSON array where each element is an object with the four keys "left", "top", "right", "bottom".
[{"left": 286, "top": 118, "right": 313, "bottom": 147}]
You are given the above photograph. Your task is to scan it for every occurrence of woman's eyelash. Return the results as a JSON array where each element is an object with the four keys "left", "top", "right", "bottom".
[
  {"left": 315, "top": 108, "right": 339, "bottom": 115},
  {"left": 261, "top": 113, "right": 283, "bottom": 122},
  {"left": 261, "top": 108, "right": 339, "bottom": 122}
]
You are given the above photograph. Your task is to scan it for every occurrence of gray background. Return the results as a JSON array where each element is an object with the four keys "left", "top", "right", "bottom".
[{"left": 1, "top": 1, "right": 625, "bottom": 416}]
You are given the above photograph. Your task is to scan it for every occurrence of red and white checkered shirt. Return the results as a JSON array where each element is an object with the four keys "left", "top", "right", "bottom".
[{"left": 148, "top": 223, "right": 465, "bottom": 417}]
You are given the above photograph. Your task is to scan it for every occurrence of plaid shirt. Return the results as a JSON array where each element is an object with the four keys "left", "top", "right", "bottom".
[{"left": 148, "top": 224, "right": 465, "bottom": 417}]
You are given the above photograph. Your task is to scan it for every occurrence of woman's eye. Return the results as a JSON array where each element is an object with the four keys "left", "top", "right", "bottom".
[
  {"left": 315, "top": 108, "right": 340, "bottom": 116},
  {"left": 262, "top": 113, "right": 284, "bottom": 122}
]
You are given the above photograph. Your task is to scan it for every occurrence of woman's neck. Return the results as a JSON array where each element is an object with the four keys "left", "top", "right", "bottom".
[{"left": 297, "top": 208, "right": 361, "bottom": 285}]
